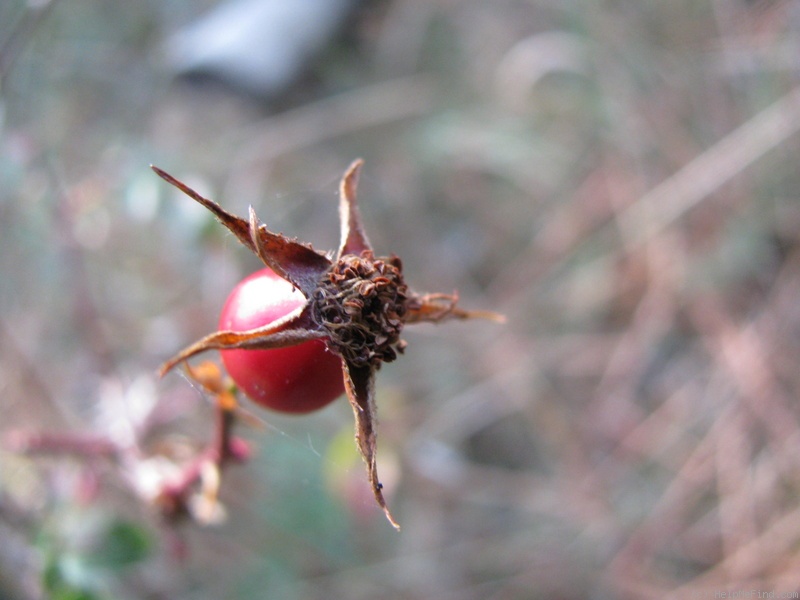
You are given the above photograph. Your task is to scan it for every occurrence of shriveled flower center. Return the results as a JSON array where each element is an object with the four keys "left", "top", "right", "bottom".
[{"left": 312, "top": 251, "right": 409, "bottom": 367}]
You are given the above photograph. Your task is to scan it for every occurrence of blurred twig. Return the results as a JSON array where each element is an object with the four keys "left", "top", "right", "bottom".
[
  {"left": 617, "top": 85, "right": 800, "bottom": 248},
  {"left": 0, "top": 0, "right": 59, "bottom": 87},
  {"left": 222, "top": 74, "right": 437, "bottom": 194}
]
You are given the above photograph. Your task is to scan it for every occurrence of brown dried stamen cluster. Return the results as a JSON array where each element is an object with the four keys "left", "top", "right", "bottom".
[{"left": 313, "top": 251, "right": 408, "bottom": 367}]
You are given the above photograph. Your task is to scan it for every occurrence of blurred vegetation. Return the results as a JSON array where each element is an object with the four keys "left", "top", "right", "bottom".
[{"left": 3, "top": 0, "right": 800, "bottom": 598}]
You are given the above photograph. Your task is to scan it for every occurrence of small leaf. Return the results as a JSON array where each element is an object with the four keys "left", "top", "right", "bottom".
[
  {"left": 85, "top": 520, "right": 152, "bottom": 569},
  {"left": 50, "top": 587, "right": 99, "bottom": 600}
]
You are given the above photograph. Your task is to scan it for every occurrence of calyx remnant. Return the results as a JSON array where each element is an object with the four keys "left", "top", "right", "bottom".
[{"left": 152, "top": 159, "right": 504, "bottom": 529}]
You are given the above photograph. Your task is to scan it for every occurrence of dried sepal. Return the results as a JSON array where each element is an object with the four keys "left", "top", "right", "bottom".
[
  {"left": 151, "top": 165, "right": 254, "bottom": 251},
  {"left": 247, "top": 205, "right": 331, "bottom": 296},
  {"left": 151, "top": 165, "right": 330, "bottom": 296},
  {"left": 159, "top": 305, "right": 324, "bottom": 377},
  {"left": 406, "top": 292, "right": 507, "bottom": 324},
  {"left": 338, "top": 158, "right": 372, "bottom": 257},
  {"left": 342, "top": 361, "right": 400, "bottom": 530}
]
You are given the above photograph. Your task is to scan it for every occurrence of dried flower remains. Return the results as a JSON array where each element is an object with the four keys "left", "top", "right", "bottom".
[{"left": 152, "top": 159, "right": 504, "bottom": 529}]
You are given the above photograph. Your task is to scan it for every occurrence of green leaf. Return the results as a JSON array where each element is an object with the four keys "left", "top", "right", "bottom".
[
  {"left": 85, "top": 520, "right": 152, "bottom": 570},
  {"left": 42, "top": 559, "right": 99, "bottom": 600},
  {"left": 50, "top": 587, "right": 100, "bottom": 600}
]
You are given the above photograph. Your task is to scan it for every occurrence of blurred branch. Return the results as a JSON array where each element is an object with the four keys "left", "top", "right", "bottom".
[
  {"left": 0, "top": 0, "right": 59, "bottom": 87},
  {"left": 0, "top": 317, "right": 70, "bottom": 425},
  {"left": 496, "top": 85, "right": 800, "bottom": 302},
  {"left": 224, "top": 74, "right": 437, "bottom": 185},
  {"left": 617, "top": 86, "right": 800, "bottom": 247},
  {"left": 44, "top": 160, "right": 118, "bottom": 374},
  {"left": 3, "top": 430, "right": 117, "bottom": 457}
]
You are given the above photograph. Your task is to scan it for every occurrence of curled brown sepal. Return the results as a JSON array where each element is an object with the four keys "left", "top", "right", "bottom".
[
  {"left": 153, "top": 159, "right": 504, "bottom": 529},
  {"left": 343, "top": 361, "right": 400, "bottom": 529},
  {"left": 406, "top": 292, "right": 507, "bottom": 325},
  {"left": 157, "top": 305, "right": 325, "bottom": 377},
  {"left": 150, "top": 165, "right": 330, "bottom": 296}
]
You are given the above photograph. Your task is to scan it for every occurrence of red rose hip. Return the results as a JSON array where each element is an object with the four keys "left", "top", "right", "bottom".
[{"left": 218, "top": 268, "right": 345, "bottom": 413}]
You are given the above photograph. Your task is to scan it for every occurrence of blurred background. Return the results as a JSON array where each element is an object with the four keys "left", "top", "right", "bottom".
[{"left": 2, "top": 0, "right": 800, "bottom": 598}]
